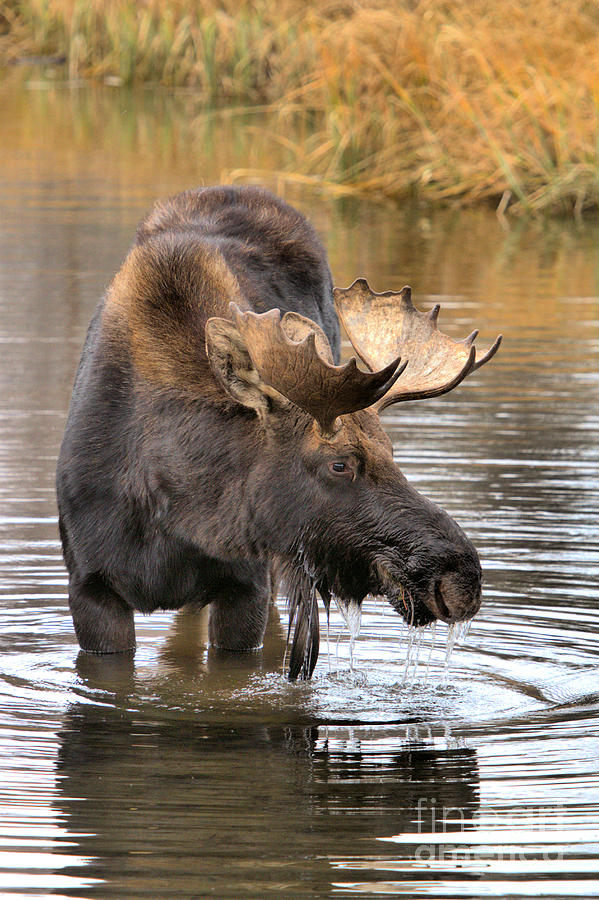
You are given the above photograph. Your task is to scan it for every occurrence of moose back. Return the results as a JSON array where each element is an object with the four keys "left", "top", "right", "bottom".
[{"left": 56, "top": 186, "right": 501, "bottom": 678}]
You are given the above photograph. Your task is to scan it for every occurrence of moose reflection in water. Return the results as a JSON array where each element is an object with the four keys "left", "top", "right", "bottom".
[
  {"left": 56, "top": 186, "right": 501, "bottom": 679},
  {"left": 55, "top": 709, "right": 479, "bottom": 897},
  {"left": 55, "top": 625, "right": 480, "bottom": 900}
]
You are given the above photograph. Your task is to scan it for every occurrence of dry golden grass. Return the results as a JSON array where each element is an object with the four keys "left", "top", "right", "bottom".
[{"left": 2, "top": 0, "right": 599, "bottom": 214}]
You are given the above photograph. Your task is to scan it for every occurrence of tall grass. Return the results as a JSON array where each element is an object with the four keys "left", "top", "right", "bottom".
[{"left": 2, "top": 0, "right": 599, "bottom": 214}]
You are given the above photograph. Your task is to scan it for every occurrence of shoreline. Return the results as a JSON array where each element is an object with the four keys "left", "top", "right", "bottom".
[{"left": 2, "top": 0, "right": 598, "bottom": 217}]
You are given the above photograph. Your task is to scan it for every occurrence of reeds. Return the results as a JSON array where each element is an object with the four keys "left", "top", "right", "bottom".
[
  {"left": 2, "top": 0, "right": 599, "bottom": 214},
  {"left": 1, "top": 0, "right": 313, "bottom": 98}
]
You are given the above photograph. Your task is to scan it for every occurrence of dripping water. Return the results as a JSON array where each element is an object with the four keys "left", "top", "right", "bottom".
[
  {"left": 401, "top": 626, "right": 418, "bottom": 684},
  {"left": 334, "top": 596, "right": 362, "bottom": 673},
  {"left": 410, "top": 626, "right": 426, "bottom": 680},
  {"left": 401, "top": 617, "right": 473, "bottom": 686},
  {"left": 423, "top": 621, "right": 437, "bottom": 680},
  {"left": 325, "top": 592, "right": 474, "bottom": 682},
  {"left": 443, "top": 623, "right": 459, "bottom": 681},
  {"left": 404, "top": 625, "right": 421, "bottom": 686}
]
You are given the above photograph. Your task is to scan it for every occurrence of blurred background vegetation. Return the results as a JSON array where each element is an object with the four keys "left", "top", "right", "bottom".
[{"left": 1, "top": 0, "right": 598, "bottom": 215}]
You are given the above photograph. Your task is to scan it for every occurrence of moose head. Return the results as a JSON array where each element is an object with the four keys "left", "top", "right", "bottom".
[{"left": 205, "top": 278, "right": 501, "bottom": 679}]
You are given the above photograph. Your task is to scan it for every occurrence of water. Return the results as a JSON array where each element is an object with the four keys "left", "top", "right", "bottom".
[{"left": 1, "top": 72, "right": 599, "bottom": 898}]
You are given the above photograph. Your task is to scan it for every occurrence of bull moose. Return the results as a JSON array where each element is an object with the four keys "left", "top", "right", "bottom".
[{"left": 56, "top": 185, "right": 501, "bottom": 679}]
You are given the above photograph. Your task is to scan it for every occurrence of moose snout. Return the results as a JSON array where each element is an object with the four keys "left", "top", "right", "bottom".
[{"left": 426, "top": 567, "right": 482, "bottom": 623}]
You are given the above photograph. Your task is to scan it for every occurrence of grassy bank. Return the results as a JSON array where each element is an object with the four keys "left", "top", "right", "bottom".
[{"left": 2, "top": 0, "right": 599, "bottom": 215}]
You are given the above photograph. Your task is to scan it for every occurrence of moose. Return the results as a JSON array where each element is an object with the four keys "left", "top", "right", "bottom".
[{"left": 56, "top": 185, "right": 501, "bottom": 679}]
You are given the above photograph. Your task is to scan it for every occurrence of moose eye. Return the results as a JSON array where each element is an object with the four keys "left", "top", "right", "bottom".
[{"left": 328, "top": 460, "right": 352, "bottom": 478}]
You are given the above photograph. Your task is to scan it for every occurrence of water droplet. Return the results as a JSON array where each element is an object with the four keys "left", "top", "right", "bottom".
[
  {"left": 414, "top": 626, "right": 427, "bottom": 679},
  {"left": 333, "top": 596, "right": 362, "bottom": 673},
  {"left": 443, "top": 623, "right": 458, "bottom": 680},
  {"left": 402, "top": 625, "right": 416, "bottom": 684},
  {"left": 423, "top": 621, "right": 437, "bottom": 680}
]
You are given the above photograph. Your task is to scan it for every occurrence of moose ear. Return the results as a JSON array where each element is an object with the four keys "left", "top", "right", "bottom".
[{"left": 205, "top": 316, "right": 274, "bottom": 414}]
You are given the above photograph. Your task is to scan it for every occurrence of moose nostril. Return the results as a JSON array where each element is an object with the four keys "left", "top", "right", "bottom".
[
  {"left": 434, "top": 570, "right": 481, "bottom": 622},
  {"left": 434, "top": 580, "right": 452, "bottom": 619}
]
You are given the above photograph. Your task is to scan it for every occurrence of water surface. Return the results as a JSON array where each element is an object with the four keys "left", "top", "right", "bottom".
[{"left": 1, "top": 73, "right": 598, "bottom": 898}]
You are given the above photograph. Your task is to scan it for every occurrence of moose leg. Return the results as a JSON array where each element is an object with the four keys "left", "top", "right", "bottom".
[
  {"left": 208, "top": 573, "right": 270, "bottom": 651},
  {"left": 69, "top": 574, "right": 136, "bottom": 653}
]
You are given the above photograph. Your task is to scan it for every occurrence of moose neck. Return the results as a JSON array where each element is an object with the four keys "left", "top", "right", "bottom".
[{"left": 140, "top": 392, "right": 289, "bottom": 563}]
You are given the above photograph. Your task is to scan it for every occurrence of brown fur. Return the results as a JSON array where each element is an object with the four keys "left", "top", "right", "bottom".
[{"left": 104, "top": 236, "right": 244, "bottom": 394}]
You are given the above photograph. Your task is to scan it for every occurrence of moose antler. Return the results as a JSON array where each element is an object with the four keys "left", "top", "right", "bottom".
[
  {"left": 333, "top": 278, "right": 502, "bottom": 411},
  {"left": 229, "top": 303, "right": 406, "bottom": 434}
]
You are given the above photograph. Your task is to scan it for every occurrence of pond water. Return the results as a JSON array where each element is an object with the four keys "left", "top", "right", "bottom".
[{"left": 1, "top": 74, "right": 598, "bottom": 898}]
